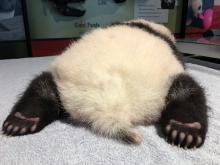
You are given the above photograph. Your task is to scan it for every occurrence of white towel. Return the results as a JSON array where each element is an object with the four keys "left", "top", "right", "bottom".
[{"left": 0, "top": 57, "right": 219, "bottom": 165}]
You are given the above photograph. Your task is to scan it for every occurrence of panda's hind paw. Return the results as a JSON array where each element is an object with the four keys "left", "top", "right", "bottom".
[
  {"left": 2, "top": 112, "right": 40, "bottom": 136},
  {"left": 164, "top": 119, "right": 204, "bottom": 149}
]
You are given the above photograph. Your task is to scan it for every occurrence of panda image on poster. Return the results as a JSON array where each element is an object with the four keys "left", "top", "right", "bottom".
[
  {"left": 49, "top": 0, "right": 126, "bottom": 17},
  {"left": 2, "top": 19, "right": 208, "bottom": 149},
  {"left": 186, "top": 0, "right": 203, "bottom": 28},
  {"left": 186, "top": 0, "right": 214, "bottom": 29},
  {"left": 161, "top": 0, "right": 176, "bottom": 9}
]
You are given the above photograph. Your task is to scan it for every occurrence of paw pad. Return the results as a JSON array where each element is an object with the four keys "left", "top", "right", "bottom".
[
  {"left": 2, "top": 112, "right": 40, "bottom": 136},
  {"left": 164, "top": 119, "right": 203, "bottom": 149}
]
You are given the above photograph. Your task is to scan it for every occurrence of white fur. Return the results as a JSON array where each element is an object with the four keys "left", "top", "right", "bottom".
[
  {"left": 49, "top": 20, "right": 184, "bottom": 142},
  {"left": 189, "top": 0, "right": 203, "bottom": 16}
]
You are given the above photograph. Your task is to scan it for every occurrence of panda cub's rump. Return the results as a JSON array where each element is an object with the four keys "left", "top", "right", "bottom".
[
  {"left": 49, "top": 20, "right": 184, "bottom": 141},
  {"left": 2, "top": 20, "right": 208, "bottom": 149}
]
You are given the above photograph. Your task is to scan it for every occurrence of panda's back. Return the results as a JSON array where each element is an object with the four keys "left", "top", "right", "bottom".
[{"left": 49, "top": 21, "right": 184, "bottom": 125}]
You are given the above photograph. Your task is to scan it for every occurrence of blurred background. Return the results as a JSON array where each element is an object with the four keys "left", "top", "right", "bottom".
[{"left": 0, "top": 0, "right": 219, "bottom": 66}]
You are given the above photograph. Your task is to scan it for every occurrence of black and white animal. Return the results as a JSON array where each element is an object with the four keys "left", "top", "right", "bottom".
[
  {"left": 50, "top": 0, "right": 126, "bottom": 17},
  {"left": 2, "top": 19, "right": 208, "bottom": 149},
  {"left": 186, "top": 0, "right": 203, "bottom": 27},
  {"left": 161, "top": 0, "right": 176, "bottom": 9}
]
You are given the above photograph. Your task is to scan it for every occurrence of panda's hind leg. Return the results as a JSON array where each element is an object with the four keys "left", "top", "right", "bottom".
[
  {"left": 2, "top": 72, "right": 62, "bottom": 136},
  {"left": 159, "top": 74, "right": 208, "bottom": 149}
]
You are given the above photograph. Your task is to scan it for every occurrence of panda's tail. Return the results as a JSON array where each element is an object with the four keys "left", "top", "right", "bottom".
[{"left": 91, "top": 116, "right": 142, "bottom": 144}]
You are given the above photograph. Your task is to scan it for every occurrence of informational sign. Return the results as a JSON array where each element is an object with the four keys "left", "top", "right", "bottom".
[
  {"left": 27, "top": 0, "right": 133, "bottom": 39},
  {"left": 134, "top": 0, "right": 169, "bottom": 23},
  {"left": 26, "top": 0, "right": 183, "bottom": 39}
]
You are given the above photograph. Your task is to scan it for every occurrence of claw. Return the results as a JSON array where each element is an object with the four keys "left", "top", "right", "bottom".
[
  {"left": 171, "top": 130, "right": 178, "bottom": 141},
  {"left": 196, "top": 136, "right": 202, "bottom": 147},
  {"left": 31, "top": 125, "right": 37, "bottom": 132},
  {"left": 12, "top": 126, "right": 19, "bottom": 134},
  {"left": 20, "top": 127, "right": 27, "bottom": 134},
  {"left": 7, "top": 125, "right": 13, "bottom": 132},
  {"left": 179, "top": 132, "right": 185, "bottom": 146},
  {"left": 186, "top": 135, "right": 193, "bottom": 146},
  {"left": 165, "top": 125, "right": 171, "bottom": 134},
  {"left": 3, "top": 122, "right": 9, "bottom": 128}
]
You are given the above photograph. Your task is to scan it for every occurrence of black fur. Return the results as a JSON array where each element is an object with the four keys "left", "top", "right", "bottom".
[
  {"left": 159, "top": 74, "right": 208, "bottom": 148},
  {"left": 111, "top": 22, "right": 185, "bottom": 66},
  {"left": 114, "top": 0, "right": 126, "bottom": 3},
  {"left": 50, "top": 0, "right": 126, "bottom": 17},
  {"left": 2, "top": 72, "right": 64, "bottom": 135},
  {"left": 2, "top": 22, "right": 208, "bottom": 149},
  {"left": 161, "top": 0, "right": 175, "bottom": 9},
  {"left": 50, "top": 0, "right": 86, "bottom": 17}
]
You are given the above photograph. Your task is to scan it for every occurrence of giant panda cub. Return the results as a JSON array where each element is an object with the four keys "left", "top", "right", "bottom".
[{"left": 2, "top": 20, "right": 208, "bottom": 149}]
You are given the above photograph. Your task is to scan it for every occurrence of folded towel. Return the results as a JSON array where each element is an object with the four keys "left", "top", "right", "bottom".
[{"left": 0, "top": 57, "right": 219, "bottom": 165}]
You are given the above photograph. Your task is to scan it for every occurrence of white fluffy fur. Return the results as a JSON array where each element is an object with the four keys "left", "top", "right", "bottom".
[{"left": 49, "top": 20, "right": 184, "bottom": 143}]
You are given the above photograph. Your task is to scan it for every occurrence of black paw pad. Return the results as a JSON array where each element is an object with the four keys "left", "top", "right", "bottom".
[
  {"left": 164, "top": 119, "right": 203, "bottom": 149},
  {"left": 2, "top": 112, "right": 40, "bottom": 136}
]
